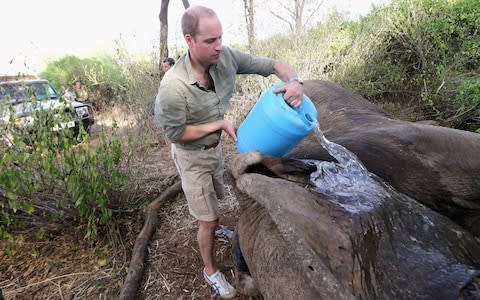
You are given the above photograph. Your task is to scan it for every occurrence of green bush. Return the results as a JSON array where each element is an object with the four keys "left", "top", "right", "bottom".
[
  {"left": 332, "top": 0, "right": 480, "bottom": 129},
  {"left": 113, "top": 41, "right": 162, "bottom": 118},
  {"left": 0, "top": 107, "right": 129, "bottom": 241},
  {"left": 39, "top": 55, "right": 129, "bottom": 111},
  {"left": 240, "top": 0, "right": 478, "bottom": 130}
]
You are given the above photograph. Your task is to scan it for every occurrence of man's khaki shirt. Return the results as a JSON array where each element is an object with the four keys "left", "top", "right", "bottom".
[
  {"left": 75, "top": 88, "right": 88, "bottom": 102},
  {"left": 155, "top": 46, "right": 275, "bottom": 150}
]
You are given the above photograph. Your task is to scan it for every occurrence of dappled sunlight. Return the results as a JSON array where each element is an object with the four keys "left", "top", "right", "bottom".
[{"left": 95, "top": 105, "right": 138, "bottom": 129}]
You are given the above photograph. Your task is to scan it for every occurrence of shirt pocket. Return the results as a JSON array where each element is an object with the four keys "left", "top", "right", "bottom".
[
  {"left": 185, "top": 92, "right": 220, "bottom": 123},
  {"left": 184, "top": 185, "right": 213, "bottom": 216}
]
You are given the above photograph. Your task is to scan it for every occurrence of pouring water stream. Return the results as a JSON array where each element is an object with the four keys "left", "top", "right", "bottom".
[{"left": 309, "top": 122, "right": 390, "bottom": 213}]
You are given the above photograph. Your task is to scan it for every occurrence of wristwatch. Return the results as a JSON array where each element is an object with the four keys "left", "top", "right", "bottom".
[{"left": 288, "top": 76, "right": 304, "bottom": 85}]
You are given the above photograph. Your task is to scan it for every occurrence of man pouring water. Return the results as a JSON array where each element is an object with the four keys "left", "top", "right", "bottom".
[{"left": 155, "top": 5, "right": 303, "bottom": 299}]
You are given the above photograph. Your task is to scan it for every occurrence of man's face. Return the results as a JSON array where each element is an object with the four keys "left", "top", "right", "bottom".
[
  {"left": 161, "top": 62, "right": 172, "bottom": 73},
  {"left": 186, "top": 16, "right": 223, "bottom": 67}
]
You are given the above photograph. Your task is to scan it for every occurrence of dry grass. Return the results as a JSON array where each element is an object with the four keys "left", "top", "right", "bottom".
[{"left": 1, "top": 233, "right": 127, "bottom": 299}]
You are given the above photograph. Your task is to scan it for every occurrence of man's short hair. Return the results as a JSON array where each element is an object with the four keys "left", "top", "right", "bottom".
[{"left": 181, "top": 6, "right": 217, "bottom": 38}]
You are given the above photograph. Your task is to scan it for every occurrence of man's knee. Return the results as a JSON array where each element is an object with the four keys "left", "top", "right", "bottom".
[{"left": 199, "top": 219, "right": 219, "bottom": 232}]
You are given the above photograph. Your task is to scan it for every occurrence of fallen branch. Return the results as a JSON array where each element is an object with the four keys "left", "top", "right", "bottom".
[{"left": 119, "top": 180, "right": 182, "bottom": 300}]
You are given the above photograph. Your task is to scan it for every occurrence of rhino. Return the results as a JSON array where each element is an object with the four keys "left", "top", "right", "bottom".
[
  {"left": 229, "top": 151, "right": 480, "bottom": 299},
  {"left": 228, "top": 80, "right": 480, "bottom": 299},
  {"left": 291, "top": 80, "right": 480, "bottom": 236}
]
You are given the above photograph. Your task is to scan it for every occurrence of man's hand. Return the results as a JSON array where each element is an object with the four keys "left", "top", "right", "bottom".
[
  {"left": 220, "top": 119, "right": 238, "bottom": 142},
  {"left": 273, "top": 80, "right": 304, "bottom": 108},
  {"left": 271, "top": 60, "right": 304, "bottom": 108}
]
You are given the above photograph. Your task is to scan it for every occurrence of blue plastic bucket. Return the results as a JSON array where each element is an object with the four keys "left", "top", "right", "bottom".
[{"left": 236, "top": 84, "right": 317, "bottom": 157}]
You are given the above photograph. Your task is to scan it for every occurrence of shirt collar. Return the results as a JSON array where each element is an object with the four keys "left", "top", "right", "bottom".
[
  {"left": 185, "top": 51, "right": 197, "bottom": 85},
  {"left": 185, "top": 50, "right": 218, "bottom": 86}
]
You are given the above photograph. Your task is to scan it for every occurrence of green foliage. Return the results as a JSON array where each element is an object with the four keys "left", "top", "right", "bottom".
[
  {"left": 456, "top": 76, "right": 480, "bottom": 108},
  {"left": 0, "top": 107, "right": 129, "bottom": 242},
  {"left": 39, "top": 37, "right": 164, "bottom": 123},
  {"left": 246, "top": 0, "right": 479, "bottom": 130},
  {"left": 112, "top": 39, "right": 162, "bottom": 117},
  {"left": 39, "top": 55, "right": 129, "bottom": 110},
  {"left": 336, "top": 0, "right": 479, "bottom": 129},
  {"left": 13, "top": 39, "right": 168, "bottom": 243},
  {"left": 448, "top": 75, "right": 480, "bottom": 131},
  {"left": 257, "top": 0, "right": 478, "bottom": 130}
]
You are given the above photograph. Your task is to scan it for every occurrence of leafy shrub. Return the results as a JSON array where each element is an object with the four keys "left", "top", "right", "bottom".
[
  {"left": 448, "top": 75, "right": 480, "bottom": 131},
  {"left": 243, "top": 0, "right": 479, "bottom": 131},
  {"left": 39, "top": 55, "right": 129, "bottom": 111},
  {"left": 113, "top": 40, "right": 162, "bottom": 119},
  {"left": 332, "top": 0, "right": 480, "bottom": 129},
  {"left": 0, "top": 107, "right": 130, "bottom": 241}
]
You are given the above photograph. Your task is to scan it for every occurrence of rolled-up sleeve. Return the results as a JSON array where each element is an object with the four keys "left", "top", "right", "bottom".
[{"left": 154, "top": 81, "right": 186, "bottom": 141}]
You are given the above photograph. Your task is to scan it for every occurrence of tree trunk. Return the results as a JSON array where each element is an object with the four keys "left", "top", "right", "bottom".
[
  {"left": 118, "top": 180, "right": 182, "bottom": 300},
  {"left": 269, "top": 0, "right": 307, "bottom": 34},
  {"left": 294, "top": 0, "right": 304, "bottom": 34},
  {"left": 159, "top": 0, "right": 170, "bottom": 72},
  {"left": 244, "top": 0, "right": 255, "bottom": 51}
]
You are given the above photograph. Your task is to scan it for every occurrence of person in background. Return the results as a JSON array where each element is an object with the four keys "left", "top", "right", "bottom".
[
  {"left": 73, "top": 80, "right": 88, "bottom": 102},
  {"left": 63, "top": 87, "right": 76, "bottom": 101},
  {"left": 161, "top": 57, "right": 175, "bottom": 73},
  {"left": 155, "top": 5, "right": 303, "bottom": 299},
  {"left": 148, "top": 57, "right": 176, "bottom": 115}
]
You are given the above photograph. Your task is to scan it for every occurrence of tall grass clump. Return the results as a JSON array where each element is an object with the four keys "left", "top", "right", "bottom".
[{"left": 111, "top": 39, "right": 164, "bottom": 138}]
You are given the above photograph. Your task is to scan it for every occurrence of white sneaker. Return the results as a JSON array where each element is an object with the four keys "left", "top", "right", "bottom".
[
  {"left": 203, "top": 268, "right": 236, "bottom": 299},
  {"left": 215, "top": 225, "right": 234, "bottom": 240}
]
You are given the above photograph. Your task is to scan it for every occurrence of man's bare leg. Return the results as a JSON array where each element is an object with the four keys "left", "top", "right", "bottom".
[{"left": 198, "top": 219, "right": 219, "bottom": 275}]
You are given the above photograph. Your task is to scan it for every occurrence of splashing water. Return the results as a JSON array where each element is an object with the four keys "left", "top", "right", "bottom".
[{"left": 310, "top": 123, "right": 390, "bottom": 213}]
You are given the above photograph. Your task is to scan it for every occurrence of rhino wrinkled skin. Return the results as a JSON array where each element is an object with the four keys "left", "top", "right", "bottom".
[{"left": 229, "top": 80, "right": 480, "bottom": 299}]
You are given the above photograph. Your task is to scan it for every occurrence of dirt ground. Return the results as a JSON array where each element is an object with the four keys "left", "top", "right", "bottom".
[
  {"left": 0, "top": 104, "right": 260, "bottom": 299},
  {"left": 138, "top": 136, "right": 257, "bottom": 300}
]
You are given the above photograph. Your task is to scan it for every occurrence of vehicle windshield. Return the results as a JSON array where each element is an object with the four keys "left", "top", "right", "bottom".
[{"left": 0, "top": 82, "right": 58, "bottom": 103}]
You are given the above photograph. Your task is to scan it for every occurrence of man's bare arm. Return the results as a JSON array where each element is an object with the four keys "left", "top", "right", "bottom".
[{"left": 172, "top": 120, "right": 237, "bottom": 143}]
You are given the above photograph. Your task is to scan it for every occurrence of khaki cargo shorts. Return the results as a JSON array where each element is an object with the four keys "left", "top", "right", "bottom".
[{"left": 171, "top": 143, "right": 225, "bottom": 222}]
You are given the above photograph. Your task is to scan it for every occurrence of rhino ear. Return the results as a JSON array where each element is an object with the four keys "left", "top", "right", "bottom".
[{"left": 229, "top": 151, "right": 263, "bottom": 179}]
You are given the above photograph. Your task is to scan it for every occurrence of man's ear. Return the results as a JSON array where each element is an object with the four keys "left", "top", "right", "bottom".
[{"left": 185, "top": 34, "right": 194, "bottom": 47}]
